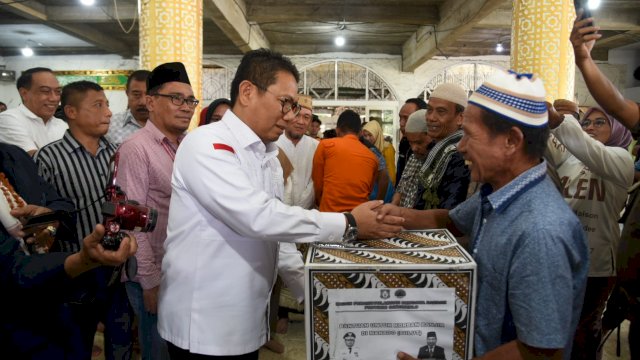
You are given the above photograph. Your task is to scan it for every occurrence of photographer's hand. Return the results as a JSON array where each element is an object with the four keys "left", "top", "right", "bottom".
[
  {"left": 570, "top": 10, "right": 601, "bottom": 65},
  {"left": 10, "top": 205, "right": 57, "bottom": 251},
  {"left": 64, "top": 224, "right": 138, "bottom": 278},
  {"left": 11, "top": 204, "right": 52, "bottom": 218}
]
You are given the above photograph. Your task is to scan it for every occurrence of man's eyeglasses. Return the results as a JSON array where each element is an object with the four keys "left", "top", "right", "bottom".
[
  {"left": 257, "top": 85, "right": 301, "bottom": 116},
  {"left": 580, "top": 118, "right": 608, "bottom": 129},
  {"left": 154, "top": 93, "right": 200, "bottom": 108}
]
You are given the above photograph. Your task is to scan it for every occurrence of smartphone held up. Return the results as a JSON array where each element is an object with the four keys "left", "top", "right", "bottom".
[{"left": 574, "top": 0, "right": 597, "bottom": 35}]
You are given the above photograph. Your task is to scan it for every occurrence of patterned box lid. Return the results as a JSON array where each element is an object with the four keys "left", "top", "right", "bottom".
[{"left": 308, "top": 229, "right": 475, "bottom": 267}]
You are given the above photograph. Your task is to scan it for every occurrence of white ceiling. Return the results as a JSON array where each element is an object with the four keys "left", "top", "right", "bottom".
[{"left": 0, "top": 24, "right": 93, "bottom": 47}]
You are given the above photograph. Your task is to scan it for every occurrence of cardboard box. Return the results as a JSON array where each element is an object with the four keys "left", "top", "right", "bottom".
[{"left": 304, "top": 229, "right": 477, "bottom": 360}]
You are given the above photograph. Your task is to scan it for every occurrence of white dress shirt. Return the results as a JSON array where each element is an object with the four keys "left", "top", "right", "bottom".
[
  {"left": 158, "top": 110, "right": 345, "bottom": 356},
  {"left": 0, "top": 104, "right": 67, "bottom": 153},
  {"left": 275, "top": 134, "right": 318, "bottom": 209}
]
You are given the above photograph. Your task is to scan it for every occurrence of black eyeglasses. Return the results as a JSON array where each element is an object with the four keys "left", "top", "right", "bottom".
[
  {"left": 254, "top": 83, "right": 301, "bottom": 116},
  {"left": 154, "top": 93, "right": 200, "bottom": 108},
  {"left": 580, "top": 118, "right": 607, "bottom": 129}
]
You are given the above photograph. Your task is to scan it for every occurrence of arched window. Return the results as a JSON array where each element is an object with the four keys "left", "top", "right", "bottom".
[
  {"left": 202, "top": 64, "right": 234, "bottom": 103},
  {"left": 299, "top": 60, "right": 399, "bottom": 141},
  {"left": 299, "top": 60, "right": 397, "bottom": 101},
  {"left": 418, "top": 63, "right": 504, "bottom": 100}
]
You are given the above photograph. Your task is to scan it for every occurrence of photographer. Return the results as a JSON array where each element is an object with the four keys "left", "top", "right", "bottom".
[
  {"left": 0, "top": 142, "right": 137, "bottom": 358},
  {"left": 571, "top": 10, "right": 639, "bottom": 130}
]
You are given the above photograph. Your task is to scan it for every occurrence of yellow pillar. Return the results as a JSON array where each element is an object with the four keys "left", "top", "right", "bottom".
[
  {"left": 140, "top": 0, "right": 203, "bottom": 130},
  {"left": 511, "top": 0, "right": 576, "bottom": 102}
]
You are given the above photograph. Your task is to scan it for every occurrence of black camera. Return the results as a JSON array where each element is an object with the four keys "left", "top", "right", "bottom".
[{"left": 101, "top": 153, "right": 158, "bottom": 250}]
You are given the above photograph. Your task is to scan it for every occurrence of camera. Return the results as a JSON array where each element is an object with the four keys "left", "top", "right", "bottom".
[{"left": 101, "top": 153, "right": 158, "bottom": 250}]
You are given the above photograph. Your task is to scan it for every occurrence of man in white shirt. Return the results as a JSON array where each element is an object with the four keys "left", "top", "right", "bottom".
[
  {"left": 275, "top": 94, "right": 318, "bottom": 209},
  {"left": 106, "top": 70, "right": 151, "bottom": 146},
  {"left": 0, "top": 67, "right": 67, "bottom": 156},
  {"left": 158, "top": 49, "right": 403, "bottom": 360}
]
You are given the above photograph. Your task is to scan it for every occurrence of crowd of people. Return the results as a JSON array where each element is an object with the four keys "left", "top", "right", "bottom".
[{"left": 0, "top": 10, "right": 639, "bottom": 360}]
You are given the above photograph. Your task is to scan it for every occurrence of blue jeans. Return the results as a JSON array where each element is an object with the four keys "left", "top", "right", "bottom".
[{"left": 125, "top": 281, "right": 169, "bottom": 360}]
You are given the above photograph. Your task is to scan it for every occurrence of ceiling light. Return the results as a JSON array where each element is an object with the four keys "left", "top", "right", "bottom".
[
  {"left": 496, "top": 42, "right": 504, "bottom": 53},
  {"left": 80, "top": 0, "right": 95, "bottom": 5},
  {"left": 587, "top": 0, "right": 601, "bottom": 9},
  {"left": 335, "top": 36, "right": 345, "bottom": 47},
  {"left": 21, "top": 46, "right": 34, "bottom": 57}
]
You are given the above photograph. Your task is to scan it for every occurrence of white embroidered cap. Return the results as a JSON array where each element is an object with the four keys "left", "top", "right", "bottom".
[
  {"left": 469, "top": 70, "right": 548, "bottom": 127},
  {"left": 430, "top": 83, "right": 468, "bottom": 108}
]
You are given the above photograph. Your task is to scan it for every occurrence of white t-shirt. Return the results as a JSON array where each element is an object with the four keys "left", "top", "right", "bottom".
[{"left": 0, "top": 104, "right": 67, "bottom": 153}]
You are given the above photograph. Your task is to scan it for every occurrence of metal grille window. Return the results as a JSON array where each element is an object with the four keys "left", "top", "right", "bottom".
[
  {"left": 202, "top": 64, "right": 234, "bottom": 102},
  {"left": 419, "top": 63, "right": 503, "bottom": 101},
  {"left": 300, "top": 60, "right": 397, "bottom": 102}
]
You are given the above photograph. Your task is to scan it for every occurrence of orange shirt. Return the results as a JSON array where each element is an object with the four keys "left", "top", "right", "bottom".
[{"left": 312, "top": 134, "right": 379, "bottom": 212}]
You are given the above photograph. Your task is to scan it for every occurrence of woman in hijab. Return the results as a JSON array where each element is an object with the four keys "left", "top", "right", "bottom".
[
  {"left": 362, "top": 120, "right": 396, "bottom": 185},
  {"left": 545, "top": 106, "right": 634, "bottom": 360},
  {"left": 198, "top": 98, "right": 232, "bottom": 126}
]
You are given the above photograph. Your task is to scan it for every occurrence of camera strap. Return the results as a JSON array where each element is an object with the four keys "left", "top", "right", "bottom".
[
  {"left": 106, "top": 257, "right": 138, "bottom": 286},
  {"left": 108, "top": 264, "right": 124, "bottom": 287}
]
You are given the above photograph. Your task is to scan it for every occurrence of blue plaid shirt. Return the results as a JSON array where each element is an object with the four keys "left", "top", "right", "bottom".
[
  {"left": 106, "top": 110, "right": 144, "bottom": 146},
  {"left": 450, "top": 161, "right": 588, "bottom": 358}
]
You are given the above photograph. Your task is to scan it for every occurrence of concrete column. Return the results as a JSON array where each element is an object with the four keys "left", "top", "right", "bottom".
[
  {"left": 140, "top": 0, "right": 202, "bottom": 129},
  {"left": 511, "top": 0, "right": 576, "bottom": 101}
]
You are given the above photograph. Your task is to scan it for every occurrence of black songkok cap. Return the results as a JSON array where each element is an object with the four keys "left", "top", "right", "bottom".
[{"left": 147, "top": 62, "right": 191, "bottom": 92}]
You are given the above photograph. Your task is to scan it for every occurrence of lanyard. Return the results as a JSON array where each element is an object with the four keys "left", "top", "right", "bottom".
[{"left": 160, "top": 138, "right": 179, "bottom": 162}]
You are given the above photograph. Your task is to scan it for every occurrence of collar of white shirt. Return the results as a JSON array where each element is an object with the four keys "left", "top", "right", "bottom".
[{"left": 220, "top": 109, "right": 279, "bottom": 158}]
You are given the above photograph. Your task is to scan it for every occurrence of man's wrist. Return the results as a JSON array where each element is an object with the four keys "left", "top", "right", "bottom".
[{"left": 342, "top": 212, "right": 358, "bottom": 241}]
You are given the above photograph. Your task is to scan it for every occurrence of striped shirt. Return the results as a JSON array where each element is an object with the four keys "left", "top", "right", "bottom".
[{"left": 34, "top": 130, "right": 116, "bottom": 251}]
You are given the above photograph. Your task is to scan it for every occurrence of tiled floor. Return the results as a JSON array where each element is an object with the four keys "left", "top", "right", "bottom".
[
  {"left": 259, "top": 315, "right": 307, "bottom": 360},
  {"left": 602, "top": 320, "right": 631, "bottom": 360},
  {"left": 93, "top": 317, "right": 632, "bottom": 359}
]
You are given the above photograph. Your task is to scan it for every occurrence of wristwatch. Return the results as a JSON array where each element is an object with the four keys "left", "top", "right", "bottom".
[{"left": 342, "top": 212, "right": 358, "bottom": 242}]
